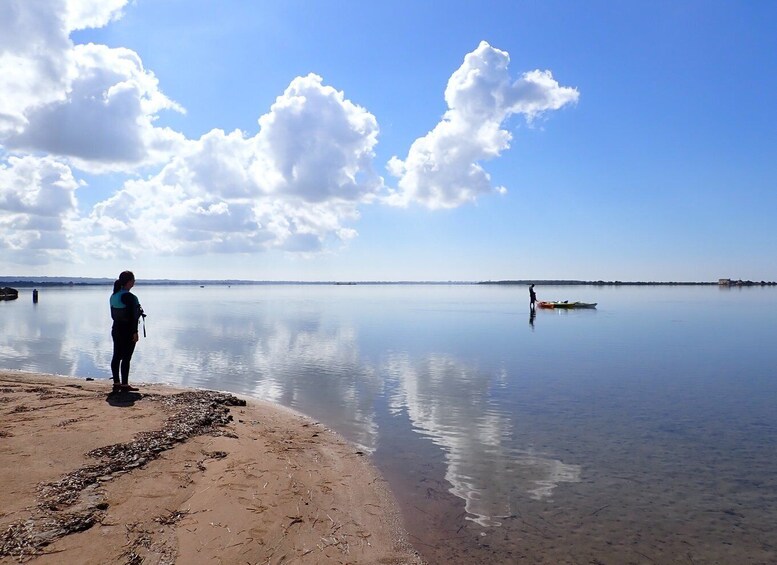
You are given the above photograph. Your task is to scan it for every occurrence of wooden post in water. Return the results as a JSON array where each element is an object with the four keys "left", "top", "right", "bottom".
[{"left": 32, "top": 289, "right": 38, "bottom": 303}]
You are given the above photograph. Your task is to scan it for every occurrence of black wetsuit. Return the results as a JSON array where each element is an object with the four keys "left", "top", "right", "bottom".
[{"left": 110, "top": 290, "right": 142, "bottom": 385}]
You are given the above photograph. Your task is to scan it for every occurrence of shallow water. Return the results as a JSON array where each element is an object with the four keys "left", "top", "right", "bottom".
[{"left": 2, "top": 284, "right": 776, "bottom": 563}]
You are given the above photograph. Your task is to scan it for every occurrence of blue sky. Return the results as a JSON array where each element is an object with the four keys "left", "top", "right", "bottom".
[{"left": 1, "top": 0, "right": 775, "bottom": 281}]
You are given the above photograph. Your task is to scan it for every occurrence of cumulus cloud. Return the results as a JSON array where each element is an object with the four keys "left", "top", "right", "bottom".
[
  {"left": 0, "top": 155, "right": 80, "bottom": 263},
  {"left": 0, "top": 0, "right": 183, "bottom": 171},
  {"left": 6, "top": 43, "right": 184, "bottom": 169},
  {"left": 257, "top": 75, "right": 381, "bottom": 203},
  {"left": 84, "top": 74, "right": 380, "bottom": 258},
  {"left": 387, "top": 41, "right": 579, "bottom": 209},
  {"left": 0, "top": 1, "right": 73, "bottom": 133},
  {"left": 62, "top": 0, "right": 128, "bottom": 32},
  {"left": 0, "top": 15, "right": 580, "bottom": 268}
]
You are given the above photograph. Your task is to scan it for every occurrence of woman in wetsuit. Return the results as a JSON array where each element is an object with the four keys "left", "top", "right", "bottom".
[{"left": 110, "top": 271, "right": 144, "bottom": 392}]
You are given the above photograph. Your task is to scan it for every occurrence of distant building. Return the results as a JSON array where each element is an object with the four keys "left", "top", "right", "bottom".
[{"left": 718, "top": 279, "right": 731, "bottom": 286}]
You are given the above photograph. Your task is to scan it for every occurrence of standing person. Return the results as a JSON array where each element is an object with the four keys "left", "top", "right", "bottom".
[
  {"left": 529, "top": 284, "right": 538, "bottom": 311},
  {"left": 110, "top": 271, "right": 144, "bottom": 392}
]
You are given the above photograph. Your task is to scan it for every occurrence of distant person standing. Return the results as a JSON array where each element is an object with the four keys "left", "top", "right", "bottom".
[
  {"left": 110, "top": 271, "right": 144, "bottom": 392},
  {"left": 529, "top": 284, "right": 538, "bottom": 311}
]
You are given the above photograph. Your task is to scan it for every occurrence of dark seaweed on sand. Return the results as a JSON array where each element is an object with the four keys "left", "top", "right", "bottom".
[{"left": 0, "top": 390, "right": 246, "bottom": 561}]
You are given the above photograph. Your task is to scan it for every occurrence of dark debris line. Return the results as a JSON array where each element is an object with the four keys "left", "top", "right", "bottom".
[{"left": 0, "top": 390, "right": 246, "bottom": 561}]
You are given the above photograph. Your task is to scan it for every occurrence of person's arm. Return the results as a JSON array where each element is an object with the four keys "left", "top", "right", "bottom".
[{"left": 121, "top": 292, "right": 141, "bottom": 335}]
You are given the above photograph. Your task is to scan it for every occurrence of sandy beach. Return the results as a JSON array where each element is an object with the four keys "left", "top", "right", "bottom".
[{"left": 0, "top": 371, "right": 423, "bottom": 564}]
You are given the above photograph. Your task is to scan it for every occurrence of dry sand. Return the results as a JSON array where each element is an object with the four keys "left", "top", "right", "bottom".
[{"left": 0, "top": 371, "right": 423, "bottom": 564}]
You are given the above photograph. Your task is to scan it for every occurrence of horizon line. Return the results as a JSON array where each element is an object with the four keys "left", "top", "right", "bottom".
[{"left": 3, "top": 276, "right": 774, "bottom": 286}]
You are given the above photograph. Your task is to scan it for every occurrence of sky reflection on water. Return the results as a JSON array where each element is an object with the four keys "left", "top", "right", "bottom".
[{"left": 2, "top": 284, "right": 777, "bottom": 557}]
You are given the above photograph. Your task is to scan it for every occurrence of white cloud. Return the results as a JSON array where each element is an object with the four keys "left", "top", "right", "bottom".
[
  {"left": 0, "top": 155, "right": 80, "bottom": 263},
  {"left": 0, "top": 1, "right": 73, "bottom": 134},
  {"left": 257, "top": 74, "right": 382, "bottom": 203},
  {"left": 0, "top": 20, "right": 580, "bottom": 269},
  {"left": 62, "top": 0, "right": 128, "bottom": 32},
  {"left": 387, "top": 41, "right": 579, "bottom": 209},
  {"left": 83, "top": 75, "right": 381, "bottom": 258},
  {"left": 0, "top": 0, "right": 183, "bottom": 171}
]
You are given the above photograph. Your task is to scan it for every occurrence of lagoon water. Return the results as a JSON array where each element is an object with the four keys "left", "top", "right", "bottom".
[{"left": 2, "top": 284, "right": 776, "bottom": 563}]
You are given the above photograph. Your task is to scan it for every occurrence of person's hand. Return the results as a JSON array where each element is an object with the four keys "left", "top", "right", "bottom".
[{"left": 132, "top": 332, "right": 139, "bottom": 343}]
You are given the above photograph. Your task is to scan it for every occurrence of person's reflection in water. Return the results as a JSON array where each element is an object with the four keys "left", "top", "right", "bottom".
[{"left": 529, "top": 309, "right": 536, "bottom": 329}]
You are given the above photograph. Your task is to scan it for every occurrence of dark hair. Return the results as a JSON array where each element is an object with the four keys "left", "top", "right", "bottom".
[{"left": 113, "top": 270, "right": 135, "bottom": 293}]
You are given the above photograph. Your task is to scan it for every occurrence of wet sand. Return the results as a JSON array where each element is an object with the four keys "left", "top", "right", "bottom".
[{"left": 0, "top": 371, "right": 423, "bottom": 564}]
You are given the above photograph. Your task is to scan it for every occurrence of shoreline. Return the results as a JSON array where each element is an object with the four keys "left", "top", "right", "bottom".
[{"left": 0, "top": 370, "right": 423, "bottom": 564}]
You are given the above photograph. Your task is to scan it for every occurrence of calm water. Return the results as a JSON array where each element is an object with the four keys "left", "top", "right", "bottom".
[{"left": 2, "top": 284, "right": 776, "bottom": 563}]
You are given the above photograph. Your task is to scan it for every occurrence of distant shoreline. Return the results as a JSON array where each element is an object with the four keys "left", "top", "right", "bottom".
[
  {"left": 1, "top": 278, "right": 776, "bottom": 288},
  {"left": 480, "top": 279, "right": 777, "bottom": 286}
]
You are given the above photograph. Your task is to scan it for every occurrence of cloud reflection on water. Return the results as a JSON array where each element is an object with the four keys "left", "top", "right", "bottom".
[
  {"left": 383, "top": 353, "right": 580, "bottom": 526},
  {"left": 1, "top": 286, "right": 581, "bottom": 527},
  {"left": 146, "top": 303, "right": 383, "bottom": 454}
]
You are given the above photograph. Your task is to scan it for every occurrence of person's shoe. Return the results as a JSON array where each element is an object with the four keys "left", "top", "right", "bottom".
[
  {"left": 120, "top": 384, "right": 139, "bottom": 392},
  {"left": 112, "top": 383, "right": 122, "bottom": 393}
]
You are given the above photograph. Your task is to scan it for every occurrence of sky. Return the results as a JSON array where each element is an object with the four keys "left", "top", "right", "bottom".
[{"left": 1, "top": 0, "right": 776, "bottom": 282}]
